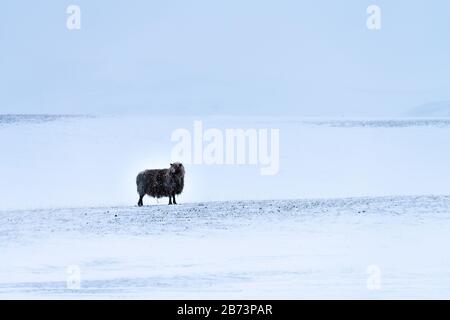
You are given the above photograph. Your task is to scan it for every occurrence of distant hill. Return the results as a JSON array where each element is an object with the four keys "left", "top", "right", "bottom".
[{"left": 408, "top": 101, "right": 450, "bottom": 117}]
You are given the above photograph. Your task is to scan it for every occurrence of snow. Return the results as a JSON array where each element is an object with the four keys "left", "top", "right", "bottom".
[
  {"left": 1, "top": 196, "right": 450, "bottom": 299},
  {"left": 1, "top": 115, "right": 450, "bottom": 210},
  {"left": 408, "top": 101, "right": 450, "bottom": 117},
  {"left": 0, "top": 115, "right": 449, "bottom": 299}
]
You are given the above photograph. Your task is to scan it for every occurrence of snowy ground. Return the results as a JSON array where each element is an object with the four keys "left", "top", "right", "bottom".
[
  {"left": 1, "top": 115, "right": 450, "bottom": 210},
  {"left": 1, "top": 115, "right": 449, "bottom": 299},
  {"left": 1, "top": 195, "right": 450, "bottom": 299}
]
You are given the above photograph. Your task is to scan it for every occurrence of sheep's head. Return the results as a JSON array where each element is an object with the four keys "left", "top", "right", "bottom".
[{"left": 169, "top": 162, "right": 185, "bottom": 176}]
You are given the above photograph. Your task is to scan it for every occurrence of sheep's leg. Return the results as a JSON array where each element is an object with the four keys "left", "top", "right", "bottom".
[
  {"left": 168, "top": 196, "right": 173, "bottom": 205},
  {"left": 138, "top": 196, "right": 144, "bottom": 207},
  {"left": 173, "top": 195, "right": 177, "bottom": 205}
]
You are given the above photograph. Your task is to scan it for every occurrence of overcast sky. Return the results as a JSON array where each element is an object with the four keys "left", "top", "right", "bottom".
[{"left": 1, "top": 0, "right": 449, "bottom": 116}]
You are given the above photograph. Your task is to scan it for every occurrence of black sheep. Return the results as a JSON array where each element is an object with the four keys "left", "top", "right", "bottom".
[{"left": 136, "top": 162, "right": 185, "bottom": 206}]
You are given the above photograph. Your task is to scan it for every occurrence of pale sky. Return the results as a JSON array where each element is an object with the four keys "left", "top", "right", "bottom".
[{"left": 1, "top": 0, "right": 449, "bottom": 116}]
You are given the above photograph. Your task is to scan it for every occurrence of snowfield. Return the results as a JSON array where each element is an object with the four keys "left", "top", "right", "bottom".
[
  {"left": 1, "top": 195, "right": 450, "bottom": 299},
  {"left": 1, "top": 115, "right": 450, "bottom": 299},
  {"left": 1, "top": 115, "right": 450, "bottom": 210}
]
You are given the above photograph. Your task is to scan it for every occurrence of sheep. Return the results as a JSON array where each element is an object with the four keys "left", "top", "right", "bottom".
[{"left": 136, "top": 162, "right": 185, "bottom": 206}]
